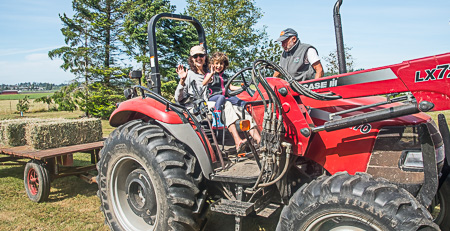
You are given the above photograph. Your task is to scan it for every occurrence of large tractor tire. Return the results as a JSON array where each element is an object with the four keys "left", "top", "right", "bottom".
[
  {"left": 277, "top": 172, "right": 439, "bottom": 231},
  {"left": 97, "top": 120, "right": 202, "bottom": 231},
  {"left": 432, "top": 176, "right": 450, "bottom": 231}
]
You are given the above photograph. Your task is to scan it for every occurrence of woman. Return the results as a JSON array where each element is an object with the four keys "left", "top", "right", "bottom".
[
  {"left": 174, "top": 45, "right": 209, "bottom": 107},
  {"left": 174, "top": 45, "right": 260, "bottom": 152}
]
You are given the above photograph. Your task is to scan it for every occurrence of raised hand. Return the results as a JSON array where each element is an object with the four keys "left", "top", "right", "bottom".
[{"left": 176, "top": 64, "right": 188, "bottom": 86}]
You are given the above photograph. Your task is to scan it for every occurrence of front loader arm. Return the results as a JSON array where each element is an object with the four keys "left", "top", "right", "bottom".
[
  {"left": 298, "top": 53, "right": 450, "bottom": 208},
  {"left": 303, "top": 52, "right": 450, "bottom": 111}
]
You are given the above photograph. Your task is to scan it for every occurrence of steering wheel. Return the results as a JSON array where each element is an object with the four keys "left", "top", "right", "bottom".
[{"left": 224, "top": 67, "right": 255, "bottom": 97}]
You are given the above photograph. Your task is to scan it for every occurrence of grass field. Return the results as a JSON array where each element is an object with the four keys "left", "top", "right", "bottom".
[
  {"left": 0, "top": 92, "right": 56, "bottom": 117},
  {"left": 0, "top": 153, "right": 109, "bottom": 230},
  {"left": 0, "top": 99, "right": 447, "bottom": 230},
  {"left": 0, "top": 92, "right": 54, "bottom": 100},
  {"left": 0, "top": 107, "right": 112, "bottom": 230}
]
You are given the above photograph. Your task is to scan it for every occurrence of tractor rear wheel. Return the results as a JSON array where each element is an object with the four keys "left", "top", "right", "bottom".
[
  {"left": 97, "top": 120, "right": 202, "bottom": 231},
  {"left": 276, "top": 172, "right": 439, "bottom": 231}
]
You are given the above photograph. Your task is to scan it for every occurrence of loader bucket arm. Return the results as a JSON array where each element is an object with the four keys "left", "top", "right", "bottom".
[{"left": 305, "top": 53, "right": 450, "bottom": 111}]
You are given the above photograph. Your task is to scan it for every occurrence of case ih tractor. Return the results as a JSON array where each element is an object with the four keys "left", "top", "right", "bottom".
[{"left": 97, "top": 4, "right": 450, "bottom": 231}]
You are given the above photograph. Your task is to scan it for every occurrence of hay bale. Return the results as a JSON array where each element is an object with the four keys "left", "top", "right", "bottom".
[
  {"left": 27, "top": 118, "right": 103, "bottom": 150},
  {"left": 0, "top": 118, "right": 46, "bottom": 147},
  {"left": 2, "top": 121, "right": 28, "bottom": 146}
]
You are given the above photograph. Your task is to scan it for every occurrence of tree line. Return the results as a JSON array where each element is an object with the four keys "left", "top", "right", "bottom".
[
  {"left": 1, "top": 83, "right": 66, "bottom": 91},
  {"left": 47, "top": 0, "right": 353, "bottom": 119},
  {"left": 46, "top": 0, "right": 281, "bottom": 118},
  {"left": 49, "top": 0, "right": 277, "bottom": 85}
]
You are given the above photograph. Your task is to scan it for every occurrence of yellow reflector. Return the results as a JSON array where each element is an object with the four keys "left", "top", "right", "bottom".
[{"left": 239, "top": 120, "right": 250, "bottom": 131}]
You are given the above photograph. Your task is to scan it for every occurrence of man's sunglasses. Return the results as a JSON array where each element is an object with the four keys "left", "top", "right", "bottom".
[{"left": 192, "top": 54, "right": 205, "bottom": 59}]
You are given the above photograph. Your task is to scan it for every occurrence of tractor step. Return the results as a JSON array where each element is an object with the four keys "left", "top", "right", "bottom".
[
  {"left": 210, "top": 199, "right": 254, "bottom": 216},
  {"left": 211, "top": 159, "right": 260, "bottom": 184},
  {"left": 256, "top": 203, "right": 280, "bottom": 218}
]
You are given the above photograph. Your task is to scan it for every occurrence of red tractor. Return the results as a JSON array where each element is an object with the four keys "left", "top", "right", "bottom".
[{"left": 96, "top": 4, "right": 450, "bottom": 231}]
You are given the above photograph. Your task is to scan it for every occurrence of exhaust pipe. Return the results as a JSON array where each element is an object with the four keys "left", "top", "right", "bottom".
[{"left": 334, "top": 0, "right": 347, "bottom": 74}]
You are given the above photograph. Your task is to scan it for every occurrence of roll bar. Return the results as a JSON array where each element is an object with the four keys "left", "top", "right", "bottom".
[{"left": 147, "top": 13, "right": 207, "bottom": 94}]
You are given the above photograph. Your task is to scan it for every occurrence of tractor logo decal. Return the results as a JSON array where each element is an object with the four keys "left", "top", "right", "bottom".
[
  {"left": 414, "top": 64, "right": 450, "bottom": 83},
  {"left": 351, "top": 124, "right": 372, "bottom": 134},
  {"left": 303, "top": 68, "right": 397, "bottom": 90},
  {"left": 303, "top": 78, "right": 338, "bottom": 90}
]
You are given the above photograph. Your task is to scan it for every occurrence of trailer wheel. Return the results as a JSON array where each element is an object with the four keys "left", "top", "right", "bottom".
[
  {"left": 97, "top": 120, "right": 202, "bottom": 231},
  {"left": 431, "top": 176, "right": 450, "bottom": 231},
  {"left": 24, "top": 160, "right": 50, "bottom": 203},
  {"left": 276, "top": 172, "right": 439, "bottom": 231}
]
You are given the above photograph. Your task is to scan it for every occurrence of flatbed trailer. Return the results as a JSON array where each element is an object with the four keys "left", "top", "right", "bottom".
[{"left": 0, "top": 140, "right": 103, "bottom": 202}]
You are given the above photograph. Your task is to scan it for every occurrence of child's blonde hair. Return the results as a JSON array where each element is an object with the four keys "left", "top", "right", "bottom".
[{"left": 210, "top": 52, "right": 229, "bottom": 71}]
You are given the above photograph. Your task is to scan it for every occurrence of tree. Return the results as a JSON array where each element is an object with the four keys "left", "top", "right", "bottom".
[
  {"left": 16, "top": 96, "right": 30, "bottom": 116},
  {"left": 74, "top": 82, "right": 125, "bottom": 119},
  {"left": 322, "top": 45, "right": 355, "bottom": 76},
  {"left": 34, "top": 95, "right": 56, "bottom": 111},
  {"left": 119, "top": 0, "right": 196, "bottom": 98},
  {"left": 50, "top": 83, "right": 79, "bottom": 112},
  {"left": 49, "top": 0, "right": 129, "bottom": 86},
  {"left": 50, "top": 0, "right": 133, "bottom": 118},
  {"left": 49, "top": 13, "right": 93, "bottom": 84},
  {"left": 185, "top": 0, "right": 267, "bottom": 70},
  {"left": 255, "top": 39, "right": 282, "bottom": 63}
]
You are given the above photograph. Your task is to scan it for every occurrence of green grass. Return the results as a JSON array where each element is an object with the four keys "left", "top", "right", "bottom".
[
  {"left": 0, "top": 104, "right": 114, "bottom": 231},
  {"left": 0, "top": 92, "right": 54, "bottom": 100},
  {"left": 0, "top": 153, "right": 109, "bottom": 230}
]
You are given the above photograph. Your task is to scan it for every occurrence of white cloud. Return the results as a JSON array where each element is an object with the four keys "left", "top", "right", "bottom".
[
  {"left": 25, "top": 53, "right": 49, "bottom": 61},
  {"left": 0, "top": 46, "right": 61, "bottom": 57},
  {"left": 0, "top": 53, "right": 75, "bottom": 84}
]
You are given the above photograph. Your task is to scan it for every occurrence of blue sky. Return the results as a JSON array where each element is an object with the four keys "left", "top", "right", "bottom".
[{"left": 0, "top": 0, "right": 449, "bottom": 85}]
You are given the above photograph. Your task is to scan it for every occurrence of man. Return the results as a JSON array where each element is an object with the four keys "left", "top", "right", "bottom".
[{"left": 273, "top": 28, "right": 324, "bottom": 81}]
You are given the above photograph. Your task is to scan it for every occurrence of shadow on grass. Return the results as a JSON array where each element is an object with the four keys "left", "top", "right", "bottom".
[
  {"left": 47, "top": 174, "right": 98, "bottom": 202},
  {"left": 204, "top": 208, "right": 281, "bottom": 231},
  {"left": 0, "top": 157, "right": 99, "bottom": 202}
]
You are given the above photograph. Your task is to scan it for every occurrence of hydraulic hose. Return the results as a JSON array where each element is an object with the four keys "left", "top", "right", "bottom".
[
  {"left": 252, "top": 60, "right": 341, "bottom": 101},
  {"left": 258, "top": 142, "right": 292, "bottom": 187}
]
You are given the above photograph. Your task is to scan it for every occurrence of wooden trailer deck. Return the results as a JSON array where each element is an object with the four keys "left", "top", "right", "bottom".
[
  {"left": 0, "top": 141, "right": 104, "bottom": 202},
  {"left": 0, "top": 141, "right": 104, "bottom": 160}
]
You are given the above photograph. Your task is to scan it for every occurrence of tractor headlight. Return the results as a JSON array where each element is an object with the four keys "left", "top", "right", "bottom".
[
  {"left": 402, "top": 150, "right": 423, "bottom": 169},
  {"left": 401, "top": 145, "right": 445, "bottom": 170}
]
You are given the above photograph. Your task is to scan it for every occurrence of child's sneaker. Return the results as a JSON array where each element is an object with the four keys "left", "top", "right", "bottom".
[{"left": 212, "top": 110, "right": 224, "bottom": 129}]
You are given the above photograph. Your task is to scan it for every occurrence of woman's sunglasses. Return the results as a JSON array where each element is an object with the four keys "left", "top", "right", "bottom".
[{"left": 192, "top": 54, "right": 205, "bottom": 59}]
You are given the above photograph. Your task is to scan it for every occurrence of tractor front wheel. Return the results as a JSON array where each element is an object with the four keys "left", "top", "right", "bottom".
[
  {"left": 97, "top": 120, "right": 201, "bottom": 231},
  {"left": 277, "top": 172, "right": 439, "bottom": 231},
  {"left": 432, "top": 176, "right": 450, "bottom": 231}
]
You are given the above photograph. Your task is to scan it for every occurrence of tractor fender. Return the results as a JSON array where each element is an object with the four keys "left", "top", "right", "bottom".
[
  {"left": 108, "top": 98, "right": 214, "bottom": 179},
  {"left": 109, "top": 97, "right": 184, "bottom": 127},
  {"left": 155, "top": 121, "right": 213, "bottom": 180}
]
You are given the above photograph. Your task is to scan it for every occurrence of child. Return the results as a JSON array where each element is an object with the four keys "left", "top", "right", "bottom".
[{"left": 203, "top": 52, "right": 246, "bottom": 129}]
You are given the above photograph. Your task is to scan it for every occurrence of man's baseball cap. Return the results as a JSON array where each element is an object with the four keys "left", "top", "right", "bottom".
[
  {"left": 276, "top": 28, "right": 298, "bottom": 42},
  {"left": 190, "top": 45, "right": 206, "bottom": 56}
]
